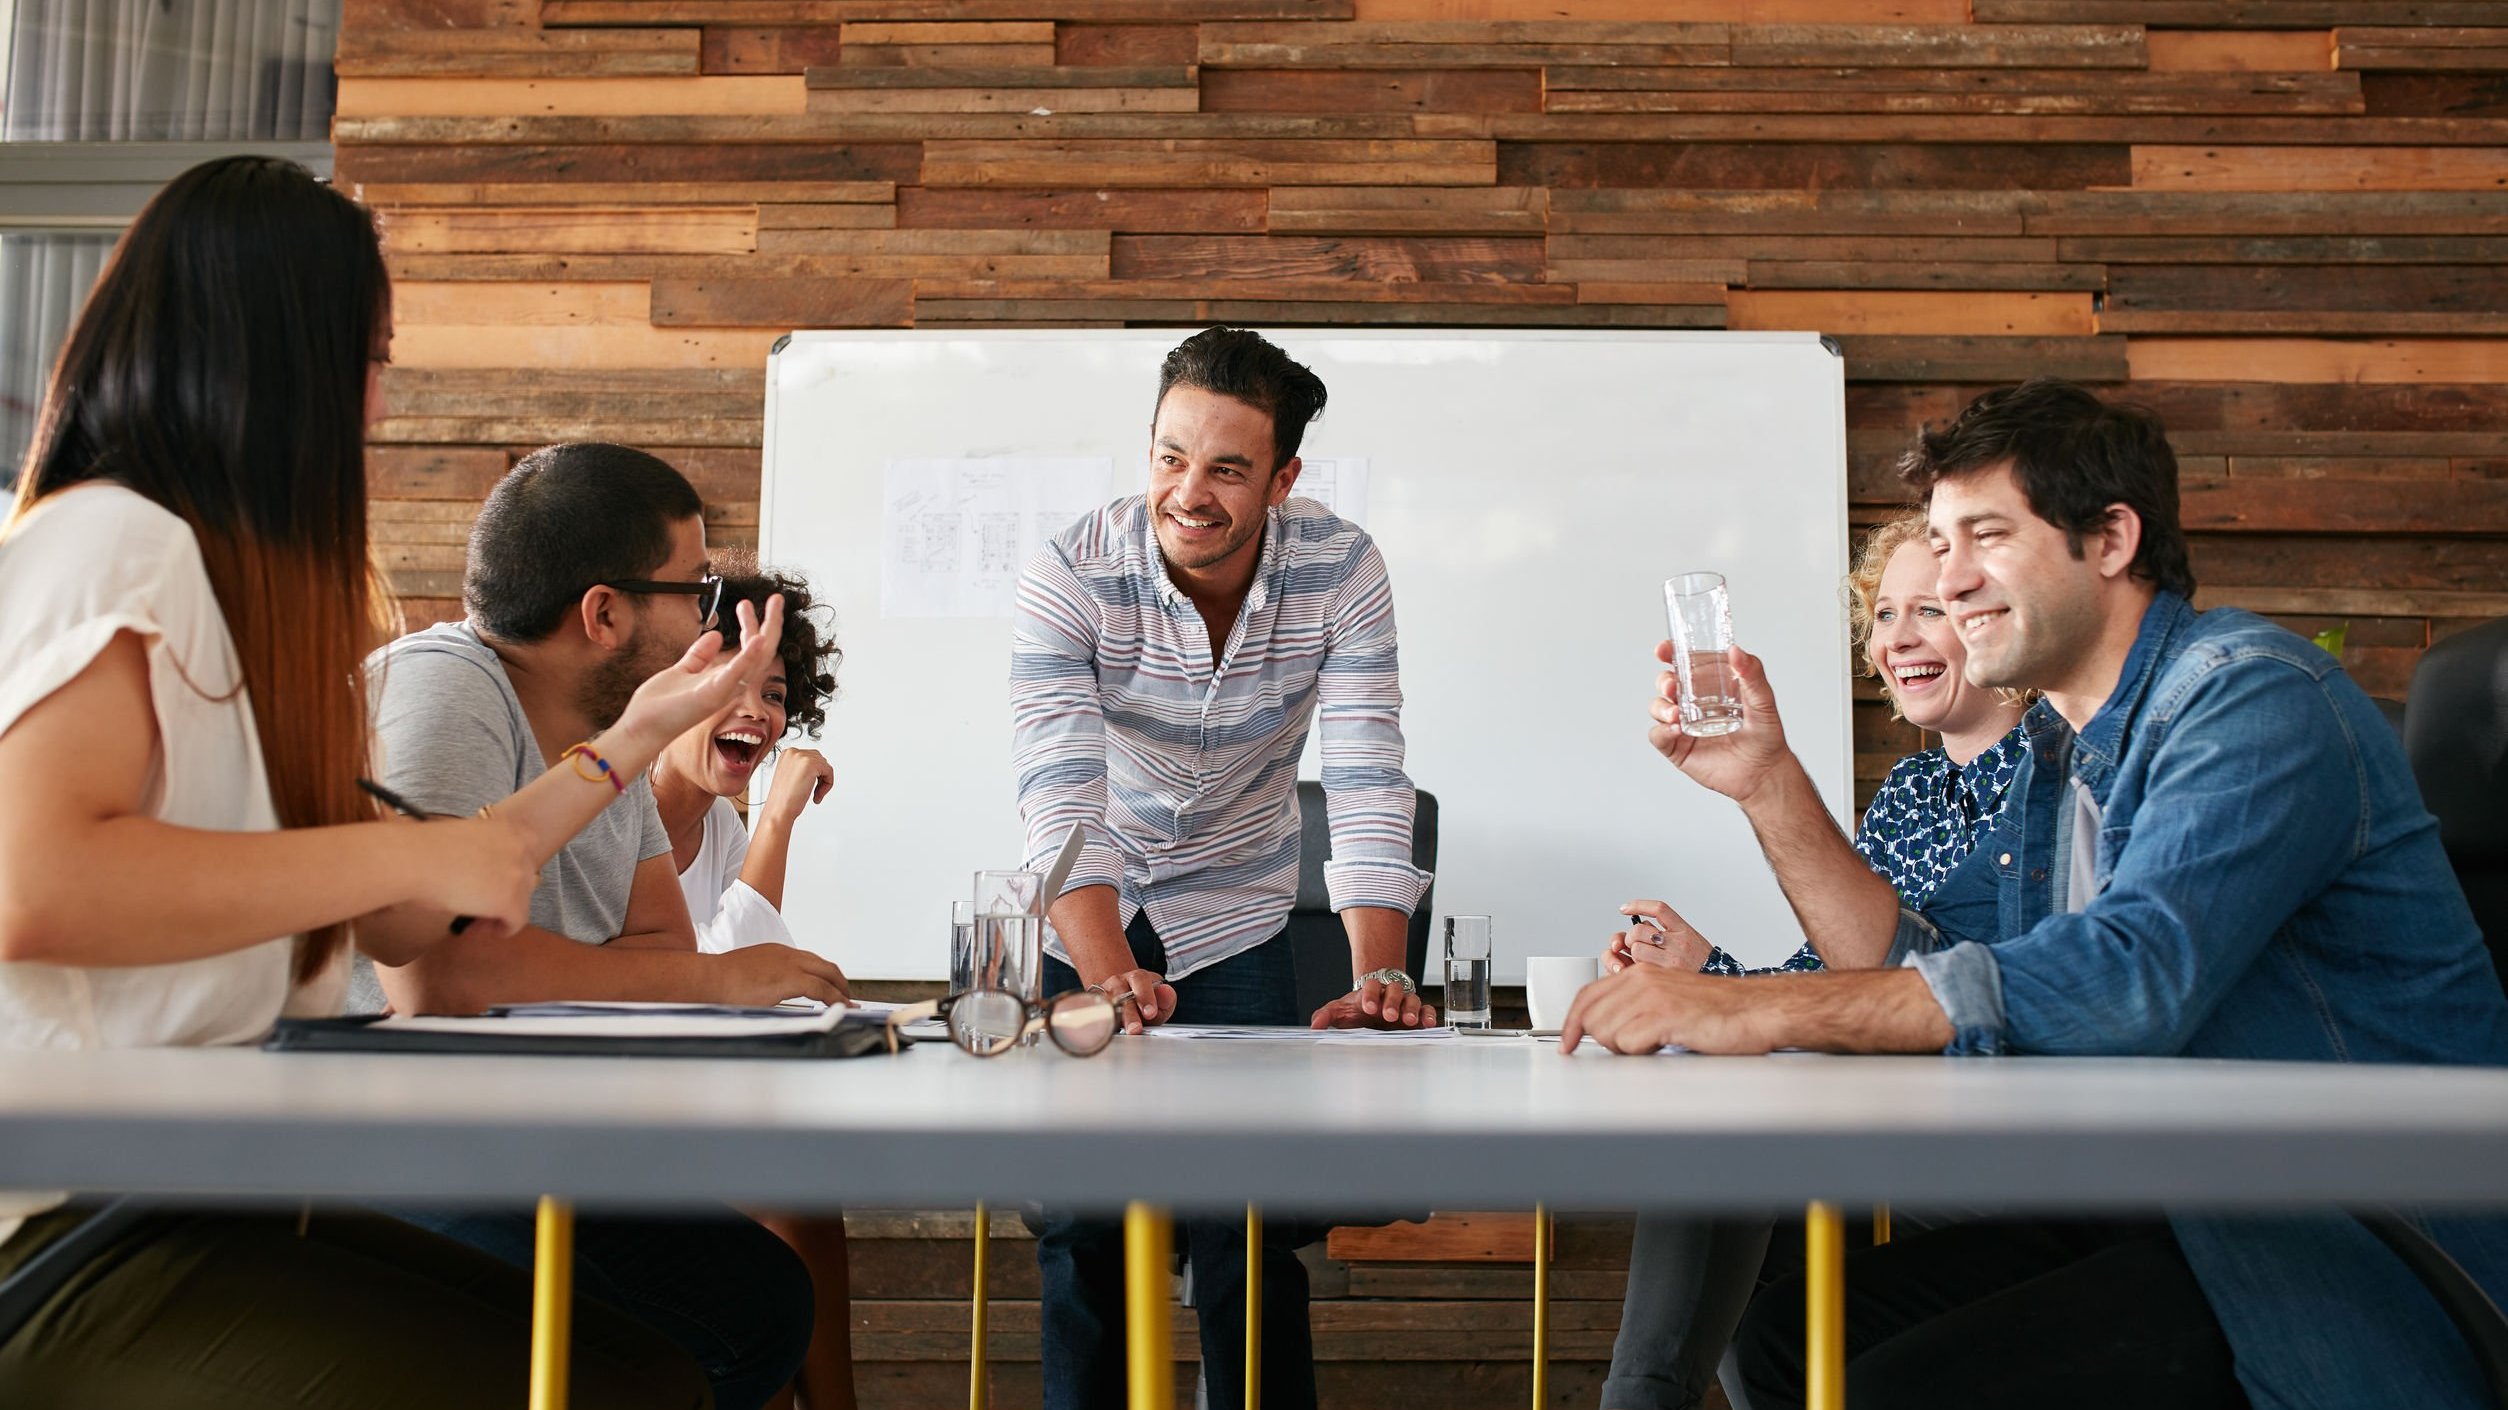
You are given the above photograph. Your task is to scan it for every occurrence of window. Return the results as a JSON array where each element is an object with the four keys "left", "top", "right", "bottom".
[{"left": 0, "top": 0, "right": 338, "bottom": 484}]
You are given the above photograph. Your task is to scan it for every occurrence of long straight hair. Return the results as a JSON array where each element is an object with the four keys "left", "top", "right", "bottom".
[{"left": 8, "top": 156, "right": 392, "bottom": 982}]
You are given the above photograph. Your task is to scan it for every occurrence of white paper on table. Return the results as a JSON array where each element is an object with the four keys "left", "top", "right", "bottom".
[
  {"left": 1140, "top": 1025, "right": 1338, "bottom": 1042},
  {"left": 385, "top": 1006, "right": 853, "bottom": 1041},
  {"left": 1313, "top": 1025, "right": 1458, "bottom": 1045},
  {"left": 1288, "top": 457, "right": 1369, "bottom": 525},
  {"left": 880, "top": 457, "right": 1114, "bottom": 618}
]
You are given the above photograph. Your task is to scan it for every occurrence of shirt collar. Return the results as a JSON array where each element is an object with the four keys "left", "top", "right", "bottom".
[{"left": 2074, "top": 590, "right": 2194, "bottom": 777}]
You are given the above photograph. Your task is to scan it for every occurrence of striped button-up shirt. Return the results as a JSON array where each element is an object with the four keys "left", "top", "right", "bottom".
[{"left": 1011, "top": 494, "right": 1433, "bottom": 980}]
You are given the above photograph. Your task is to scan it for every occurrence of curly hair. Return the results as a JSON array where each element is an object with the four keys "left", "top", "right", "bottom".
[
  {"left": 1846, "top": 512, "right": 2035, "bottom": 720},
  {"left": 712, "top": 553, "right": 842, "bottom": 739}
]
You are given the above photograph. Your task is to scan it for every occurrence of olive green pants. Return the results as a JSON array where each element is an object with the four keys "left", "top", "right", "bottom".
[{"left": 0, "top": 1208, "right": 709, "bottom": 1409}]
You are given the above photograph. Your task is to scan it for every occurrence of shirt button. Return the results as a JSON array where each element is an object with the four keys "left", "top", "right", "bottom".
[
  {"left": 2029, "top": 868, "right": 2046, "bottom": 882},
  {"left": 1998, "top": 852, "right": 2013, "bottom": 866}
]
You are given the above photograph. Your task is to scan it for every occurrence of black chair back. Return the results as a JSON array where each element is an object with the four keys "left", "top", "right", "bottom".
[
  {"left": 2405, "top": 618, "right": 2508, "bottom": 987},
  {"left": 1282, "top": 782, "right": 1438, "bottom": 1020}
]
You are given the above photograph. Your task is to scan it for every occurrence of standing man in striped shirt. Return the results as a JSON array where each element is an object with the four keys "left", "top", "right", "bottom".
[{"left": 1010, "top": 327, "right": 1435, "bottom": 1410}]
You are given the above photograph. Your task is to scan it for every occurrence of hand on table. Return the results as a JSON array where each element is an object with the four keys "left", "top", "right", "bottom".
[
  {"left": 1648, "top": 642, "right": 1794, "bottom": 807},
  {"left": 1559, "top": 966, "right": 1773, "bottom": 1056},
  {"left": 1095, "top": 967, "right": 1177, "bottom": 1035},
  {"left": 1310, "top": 977, "right": 1437, "bottom": 1030},
  {"left": 1603, "top": 898, "right": 1714, "bottom": 975},
  {"left": 710, "top": 942, "right": 849, "bottom": 1007}
]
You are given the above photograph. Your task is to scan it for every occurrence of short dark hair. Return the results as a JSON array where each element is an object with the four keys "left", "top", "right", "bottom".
[
  {"left": 1897, "top": 378, "right": 2196, "bottom": 599},
  {"left": 1153, "top": 326, "right": 1328, "bottom": 470},
  {"left": 713, "top": 554, "right": 842, "bottom": 738},
  {"left": 465, "top": 443, "right": 705, "bottom": 642}
]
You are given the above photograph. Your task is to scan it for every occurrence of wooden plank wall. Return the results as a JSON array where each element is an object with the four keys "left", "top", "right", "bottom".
[
  {"left": 339, "top": 0, "right": 2508, "bottom": 793},
  {"left": 333, "top": 6, "right": 2506, "bottom": 1405}
]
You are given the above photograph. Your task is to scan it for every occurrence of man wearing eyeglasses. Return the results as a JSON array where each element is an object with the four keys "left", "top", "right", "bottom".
[{"left": 359, "top": 441, "right": 845, "bottom": 1015}]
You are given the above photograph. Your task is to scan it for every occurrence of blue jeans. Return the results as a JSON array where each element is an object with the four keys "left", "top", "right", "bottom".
[
  {"left": 1031, "top": 915, "right": 1317, "bottom": 1410},
  {"left": 392, "top": 1207, "right": 811, "bottom": 1410}
]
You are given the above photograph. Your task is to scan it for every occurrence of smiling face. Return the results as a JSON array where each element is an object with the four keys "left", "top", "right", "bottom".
[
  {"left": 664, "top": 659, "right": 791, "bottom": 800},
  {"left": 1147, "top": 385, "right": 1300, "bottom": 580},
  {"left": 1866, "top": 539, "right": 2005, "bottom": 739},
  {"left": 1927, "top": 461, "right": 2111, "bottom": 695}
]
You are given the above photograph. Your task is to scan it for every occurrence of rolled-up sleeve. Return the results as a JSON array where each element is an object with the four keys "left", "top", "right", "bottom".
[
  {"left": 1315, "top": 535, "right": 1432, "bottom": 915},
  {"left": 1890, "top": 839, "right": 2009, "bottom": 1052},
  {"left": 1009, "top": 544, "right": 1124, "bottom": 897}
]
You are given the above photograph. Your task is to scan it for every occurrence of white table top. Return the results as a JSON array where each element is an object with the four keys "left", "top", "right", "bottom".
[{"left": 6, "top": 1038, "right": 2508, "bottom": 1214}]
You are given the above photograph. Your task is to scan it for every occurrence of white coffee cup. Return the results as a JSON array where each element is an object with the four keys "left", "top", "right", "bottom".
[{"left": 1526, "top": 955, "right": 1601, "bottom": 1031}]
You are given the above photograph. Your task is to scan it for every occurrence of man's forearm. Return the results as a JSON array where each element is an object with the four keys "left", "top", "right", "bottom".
[
  {"left": 1046, "top": 884, "right": 1137, "bottom": 985},
  {"left": 1342, "top": 905, "right": 1411, "bottom": 980},
  {"left": 1754, "top": 968, "right": 1955, "bottom": 1053},
  {"left": 1738, "top": 758, "right": 1903, "bottom": 969}
]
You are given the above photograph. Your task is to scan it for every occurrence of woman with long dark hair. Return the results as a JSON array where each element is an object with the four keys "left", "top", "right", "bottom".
[{"left": 0, "top": 156, "right": 782, "bottom": 1406}]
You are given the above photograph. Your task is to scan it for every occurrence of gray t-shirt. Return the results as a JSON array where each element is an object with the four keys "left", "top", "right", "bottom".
[{"left": 367, "top": 621, "right": 669, "bottom": 945}]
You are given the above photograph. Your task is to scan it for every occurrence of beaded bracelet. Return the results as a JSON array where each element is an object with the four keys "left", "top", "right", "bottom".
[{"left": 561, "top": 741, "right": 626, "bottom": 794}]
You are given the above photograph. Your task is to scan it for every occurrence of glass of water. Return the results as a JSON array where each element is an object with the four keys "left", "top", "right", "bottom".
[
  {"left": 1443, "top": 915, "right": 1493, "bottom": 1029},
  {"left": 947, "top": 900, "right": 978, "bottom": 995},
  {"left": 970, "top": 871, "right": 1046, "bottom": 1040},
  {"left": 1664, "top": 571, "right": 1743, "bottom": 737}
]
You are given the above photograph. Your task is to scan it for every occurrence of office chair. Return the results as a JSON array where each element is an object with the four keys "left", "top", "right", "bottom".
[
  {"left": 2407, "top": 616, "right": 2508, "bottom": 971},
  {"left": 1283, "top": 782, "right": 1439, "bottom": 1020}
]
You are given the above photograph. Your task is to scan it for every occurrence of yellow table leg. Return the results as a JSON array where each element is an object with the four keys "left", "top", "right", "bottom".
[
  {"left": 1245, "top": 1206, "right": 1262, "bottom": 1410},
  {"left": 1806, "top": 1201, "right": 1845, "bottom": 1410},
  {"left": 530, "top": 1196, "right": 574, "bottom": 1410},
  {"left": 1125, "top": 1202, "right": 1175, "bottom": 1410},
  {"left": 1873, "top": 1204, "right": 1892, "bottom": 1246},
  {"left": 1531, "top": 1205, "right": 1551, "bottom": 1410},
  {"left": 970, "top": 1202, "right": 990, "bottom": 1410}
]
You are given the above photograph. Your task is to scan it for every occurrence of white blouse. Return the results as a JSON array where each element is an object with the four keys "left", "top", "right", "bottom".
[
  {"left": 0, "top": 484, "right": 345, "bottom": 1242},
  {"left": 675, "top": 797, "right": 795, "bottom": 954}
]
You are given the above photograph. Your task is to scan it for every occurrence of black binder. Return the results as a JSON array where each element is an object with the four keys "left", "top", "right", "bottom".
[{"left": 264, "top": 1011, "right": 906, "bottom": 1060}]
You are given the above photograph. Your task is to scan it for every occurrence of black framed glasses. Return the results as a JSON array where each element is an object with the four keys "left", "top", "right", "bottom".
[
  {"left": 885, "top": 987, "right": 1140, "bottom": 1058},
  {"left": 599, "top": 574, "right": 725, "bottom": 628}
]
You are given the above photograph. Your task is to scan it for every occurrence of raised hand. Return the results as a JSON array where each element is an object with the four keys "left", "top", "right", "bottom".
[
  {"left": 759, "top": 746, "right": 835, "bottom": 828},
  {"left": 617, "top": 596, "right": 788, "bottom": 759},
  {"left": 1647, "top": 643, "right": 1793, "bottom": 807}
]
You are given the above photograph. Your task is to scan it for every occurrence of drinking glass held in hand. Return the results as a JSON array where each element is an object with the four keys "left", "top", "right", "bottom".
[{"left": 1664, "top": 572, "right": 1743, "bottom": 737}]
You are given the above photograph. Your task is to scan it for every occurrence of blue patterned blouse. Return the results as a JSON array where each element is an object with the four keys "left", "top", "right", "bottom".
[{"left": 1698, "top": 724, "right": 2027, "bottom": 976}]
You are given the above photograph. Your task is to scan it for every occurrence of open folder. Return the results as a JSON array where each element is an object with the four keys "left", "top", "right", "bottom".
[{"left": 264, "top": 1001, "right": 904, "bottom": 1060}]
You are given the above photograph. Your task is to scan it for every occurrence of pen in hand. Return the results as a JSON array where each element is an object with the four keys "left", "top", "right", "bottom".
[{"left": 357, "top": 778, "right": 477, "bottom": 935}]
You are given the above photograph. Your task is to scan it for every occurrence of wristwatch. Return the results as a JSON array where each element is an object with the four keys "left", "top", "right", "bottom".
[{"left": 1353, "top": 968, "right": 1416, "bottom": 995}]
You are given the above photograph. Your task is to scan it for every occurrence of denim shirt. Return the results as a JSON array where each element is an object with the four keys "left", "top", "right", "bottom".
[{"left": 1894, "top": 592, "right": 2508, "bottom": 1409}]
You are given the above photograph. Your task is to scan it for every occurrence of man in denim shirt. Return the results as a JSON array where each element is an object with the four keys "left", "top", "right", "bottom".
[{"left": 1564, "top": 380, "right": 2508, "bottom": 1410}]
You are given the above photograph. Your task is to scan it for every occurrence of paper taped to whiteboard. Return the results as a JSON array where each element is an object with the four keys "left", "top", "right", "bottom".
[
  {"left": 880, "top": 456, "right": 1113, "bottom": 618},
  {"left": 1292, "top": 456, "right": 1370, "bottom": 524}
]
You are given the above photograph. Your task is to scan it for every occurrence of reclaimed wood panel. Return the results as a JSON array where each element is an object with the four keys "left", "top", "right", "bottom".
[
  {"left": 1200, "top": 68, "right": 1544, "bottom": 112},
  {"left": 700, "top": 26, "right": 846, "bottom": 74},
  {"left": 922, "top": 138, "right": 1498, "bottom": 186},
  {"left": 337, "top": 75, "right": 808, "bottom": 115},
  {"left": 896, "top": 186, "right": 1268, "bottom": 230},
  {"left": 376, "top": 206, "right": 758, "bottom": 253},
  {"left": 2132, "top": 144, "right": 2508, "bottom": 189}
]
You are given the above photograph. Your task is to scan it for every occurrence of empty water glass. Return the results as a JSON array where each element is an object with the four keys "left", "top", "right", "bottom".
[{"left": 1664, "top": 571, "right": 1743, "bottom": 737}]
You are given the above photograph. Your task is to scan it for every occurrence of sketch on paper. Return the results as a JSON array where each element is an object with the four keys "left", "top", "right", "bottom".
[{"left": 881, "top": 457, "right": 1114, "bottom": 618}]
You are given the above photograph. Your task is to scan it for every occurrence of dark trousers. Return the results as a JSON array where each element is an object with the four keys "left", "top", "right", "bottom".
[
  {"left": 1733, "top": 1216, "right": 2248, "bottom": 1410},
  {"left": 395, "top": 1206, "right": 813, "bottom": 1410},
  {"left": 1031, "top": 915, "right": 1317, "bottom": 1410},
  {"left": 0, "top": 1207, "right": 709, "bottom": 1409}
]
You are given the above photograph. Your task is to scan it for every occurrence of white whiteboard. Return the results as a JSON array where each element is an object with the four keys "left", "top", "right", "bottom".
[{"left": 760, "top": 330, "right": 1850, "bottom": 981}]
